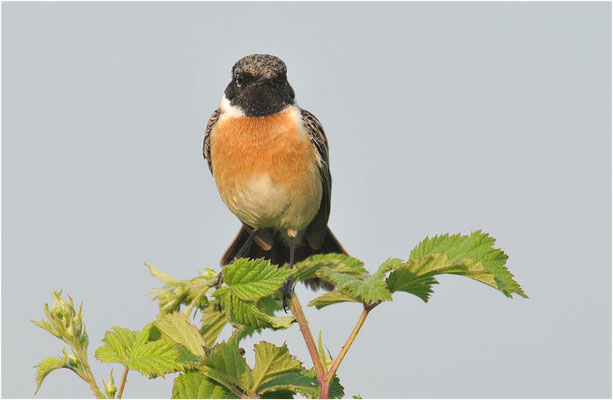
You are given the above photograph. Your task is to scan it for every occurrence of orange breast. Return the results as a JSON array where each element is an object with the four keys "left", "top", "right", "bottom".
[{"left": 210, "top": 106, "right": 322, "bottom": 230}]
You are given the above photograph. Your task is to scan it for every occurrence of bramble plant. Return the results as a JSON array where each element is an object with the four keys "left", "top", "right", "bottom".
[{"left": 33, "top": 230, "right": 527, "bottom": 398}]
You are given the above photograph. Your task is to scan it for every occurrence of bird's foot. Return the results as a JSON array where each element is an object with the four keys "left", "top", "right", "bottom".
[
  {"left": 215, "top": 271, "right": 224, "bottom": 288},
  {"left": 215, "top": 272, "right": 224, "bottom": 313},
  {"left": 282, "top": 276, "right": 295, "bottom": 313}
]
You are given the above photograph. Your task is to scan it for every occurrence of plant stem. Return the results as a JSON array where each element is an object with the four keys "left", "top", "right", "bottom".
[
  {"left": 320, "top": 304, "right": 373, "bottom": 398},
  {"left": 74, "top": 346, "right": 106, "bottom": 399},
  {"left": 85, "top": 376, "right": 106, "bottom": 399},
  {"left": 76, "top": 368, "right": 105, "bottom": 399},
  {"left": 288, "top": 294, "right": 326, "bottom": 385},
  {"left": 183, "top": 286, "right": 209, "bottom": 318},
  {"left": 228, "top": 384, "right": 249, "bottom": 399},
  {"left": 117, "top": 366, "right": 129, "bottom": 399}
]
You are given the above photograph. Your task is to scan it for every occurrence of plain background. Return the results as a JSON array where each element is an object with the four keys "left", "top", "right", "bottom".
[{"left": 2, "top": 2, "right": 611, "bottom": 398}]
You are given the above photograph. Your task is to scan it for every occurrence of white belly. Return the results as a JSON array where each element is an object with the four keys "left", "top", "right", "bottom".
[{"left": 222, "top": 172, "right": 322, "bottom": 231}]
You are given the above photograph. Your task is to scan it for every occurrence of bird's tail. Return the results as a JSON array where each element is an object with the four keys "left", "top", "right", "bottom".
[{"left": 221, "top": 225, "right": 347, "bottom": 291}]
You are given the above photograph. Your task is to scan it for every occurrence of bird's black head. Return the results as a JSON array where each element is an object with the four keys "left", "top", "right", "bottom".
[{"left": 224, "top": 54, "right": 295, "bottom": 117}]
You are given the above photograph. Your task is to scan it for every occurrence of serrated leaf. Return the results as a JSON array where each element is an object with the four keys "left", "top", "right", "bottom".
[
  {"left": 222, "top": 258, "right": 292, "bottom": 301},
  {"left": 225, "top": 297, "right": 275, "bottom": 329},
  {"left": 409, "top": 231, "right": 527, "bottom": 298},
  {"left": 128, "top": 338, "right": 184, "bottom": 377},
  {"left": 292, "top": 253, "right": 368, "bottom": 282},
  {"left": 203, "top": 340, "right": 252, "bottom": 394},
  {"left": 146, "top": 262, "right": 179, "bottom": 284},
  {"left": 308, "top": 290, "right": 361, "bottom": 309},
  {"left": 251, "top": 342, "right": 303, "bottom": 390},
  {"left": 154, "top": 313, "right": 206, "bottom": 358},
  {"left": 258, "top": 295, "right": 284, "bottom": 315},
  {"left": 268, "top": 316, "right": 296, "bottom": 329},
  {"left": 95, "top": 327, "right": 137, "bottom": 364},
  {"left": 95, "top": 324, "right": 185, "bottom": 378},
  {"left": 258, "top": 371, "right": 317, "bottom": 398},
  {"left": 34, "top": 354, "right": 70, "bottom": 394},
  {"left": 374, "top": 258, "right": 405, "bottom": 279},
  {"left": 200, "top": 301, "right": 228, "bottom": 347},
  {"left": 388, "top": 231, "right": 527, "bottom": 301},
  {"left": 317, "top": 268, "right": 392, "bottom": 304},
  {"left": 386, "top": 269, "right": 438, "bottom": 302},
  {"left": 219, "top": 294, "right": 295, "bottom": 330},
  {"left": 147, "top": 264, "right": 218, "bottom": 314},
  {"left": 327, "top": 373, "right": 345, "bottom": 399},
  {"left": 172, "top": 371, "right": 236, "bottom": 399},
  {"left": 258, "top": 369, "right": 344, "bottom": 399}
]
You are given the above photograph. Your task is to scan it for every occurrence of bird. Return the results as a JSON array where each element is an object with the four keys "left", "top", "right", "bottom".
[{"left": 203, "top": 54, "right": 347, "bottom": 305}]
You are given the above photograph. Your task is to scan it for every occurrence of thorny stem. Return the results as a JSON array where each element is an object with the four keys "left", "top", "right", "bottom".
[
  {"left": 288, "top": 294, "right": 327, "bottom": 386},
  {"left": 320, "top": 303, "right": 376, "bottom": 398},
  {"left": 84, "top": 374, "right": 105, "bottom": 399},
  {"left": 117, "top": 366, "right": 129, "bottom": 399}
]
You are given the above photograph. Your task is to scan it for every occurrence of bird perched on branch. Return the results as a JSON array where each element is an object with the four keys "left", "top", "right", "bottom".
[{"left": 203, "top": 54, "right": 346, "bottom": 305}]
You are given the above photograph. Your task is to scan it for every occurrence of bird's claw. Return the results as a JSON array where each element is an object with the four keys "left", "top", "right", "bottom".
[
  {"left": 215, "top": 271, "right": 224, "bottom": 288},
  {"left": 215, "top": 272, "right": 224, "bottom": 313},
  {"left": 282, "top": 276, "right": 295, "bottom": 313}
]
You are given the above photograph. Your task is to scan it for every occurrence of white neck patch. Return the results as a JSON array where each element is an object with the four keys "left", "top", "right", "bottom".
[{"left": 220, "top": 96, "right": 246, "bottom": 118}]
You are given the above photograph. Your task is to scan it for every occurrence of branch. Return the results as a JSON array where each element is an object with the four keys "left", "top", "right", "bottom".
[
  {"left": 288, "top": 294, "right": 327, "bottom": 384},
  {"left": 73, "top": 345, "right": 106, "bottom": 399},
  {"left": 117, "top": 366, "right": 129, "bottom": 399},
  {"left": 320, "top": 303, "right": 374, "bottom": 398}
]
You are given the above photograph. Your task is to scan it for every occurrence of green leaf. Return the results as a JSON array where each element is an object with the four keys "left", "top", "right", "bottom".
[
  {"left": 203, "top": 340, "right": 252, "bottom": 394},
  {"left": 172, "top": 371, "right": 236, "bottom": 399},
  {"left": 102, "top": 369, "right": 117, "bottom": 398},
  {"left": 221, "top": 258, "right": 292, "bottom": 301},
  {"left": 217, "top": 293, "right": 295, "bottom": 330},
  {"left": 308, "top": 290, "right": 361, "bottom": 309},
  {"left": 267, "top": 315, "right": 296, "bottom": 329},
  {"left": 200, "top": 301, "right": 228, "bottom": 347},
  {"left": 388, "top": 231, "right": 527, "bottom": 300},
  {"left": 154, "top": 313, "right": 206, "bottom": 358},
  {"left": 374, "top": 258, "right": 405, "bottom": 279},
  {"left": 317, "top": 268, "right": 392, "bottom": 304},
  {"left": 34, "top": 353, "right": 72, "bottom": 394},
  {"left": 251, "top": 342, "right": 303, "bottom": 390},
  {"left": 292, "top": 253, "right": 368, "bottom": 282},
  {"left": 147, "top": 264, "right": 218, "bottom": 314},
  {"left": 258, "top": 295, "right": 284, "bottom": 315},
  {"left": 327, "top": 373, "right": 345, "bottom": 399},
  {"left": 129, "top": 333, "right": 185, "bottom": 377},
  {"left": 95, "top": 324, "right": 185, "bottom": 378},
  {"left": 258, "top": 369, "right": 344, "bottom": 399},
  {"left": 95, "top": 327, "right": 138, "bottom": 364},
  {"left": 386, "top": 268, "right": 438, "bottom": 302},
  {"left": 146, "top": 262, "right": 179, "bottom": 284},
  {"left": 317, "top": 332, "right": 328, "bottom": 374},
  {"left": 258, "top": 371, "right": 318, "bottom": 398},
  {"left": 224, "top": 296, "right": 275, "bottom": 329},
  {"left": 261, "top": 389, "right": 296, "bottom": 398}
]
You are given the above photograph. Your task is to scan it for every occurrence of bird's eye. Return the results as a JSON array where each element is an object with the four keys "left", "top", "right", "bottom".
[{"left": 235, "top": 73, "right": 244, "bottom": 87}]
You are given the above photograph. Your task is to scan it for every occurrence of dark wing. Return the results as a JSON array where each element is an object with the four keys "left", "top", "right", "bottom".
[
  {"left": 203, "top": 109, "right": 222, "bottom": 173},
  {"left": 301, "top": 108, "right": 332, "bottom": 249}
]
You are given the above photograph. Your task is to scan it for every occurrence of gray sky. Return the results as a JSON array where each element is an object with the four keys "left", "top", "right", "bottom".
[{"left": 2, "top": 2, "right": 611, "bottom": 398}]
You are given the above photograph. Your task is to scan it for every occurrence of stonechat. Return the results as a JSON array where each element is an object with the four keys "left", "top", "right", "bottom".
[{"left": 203, "top": 54, "right": 346, "bottom": 300}]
